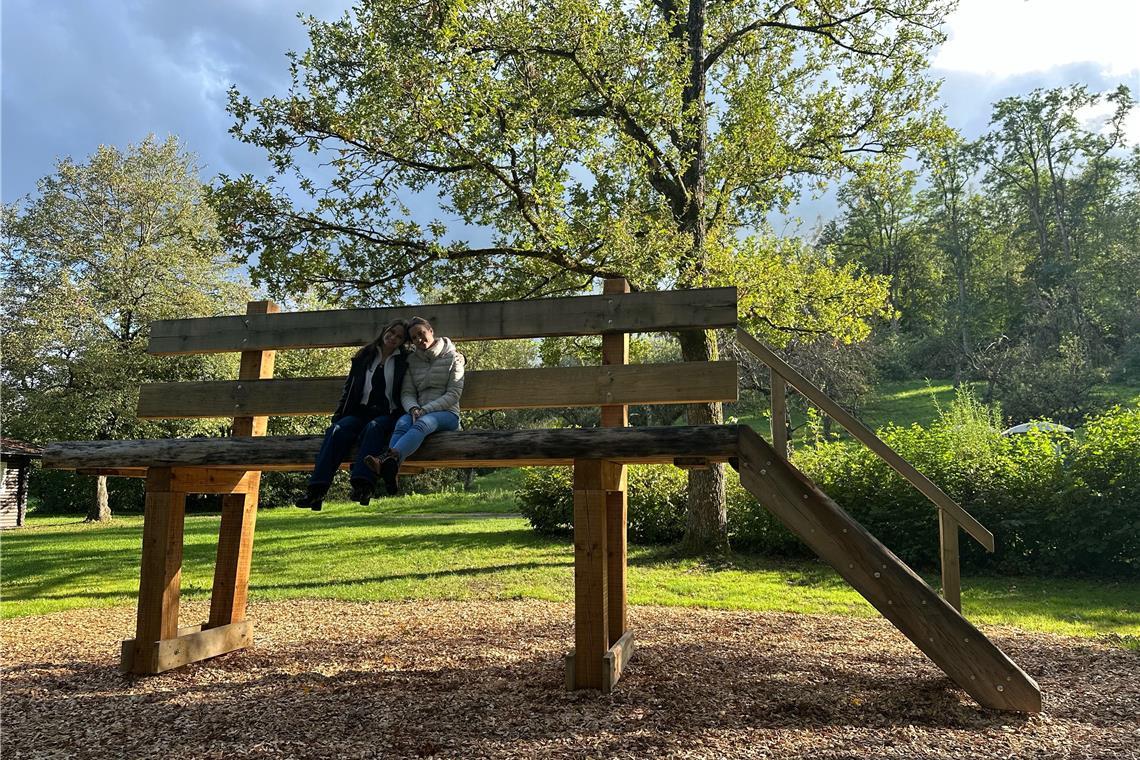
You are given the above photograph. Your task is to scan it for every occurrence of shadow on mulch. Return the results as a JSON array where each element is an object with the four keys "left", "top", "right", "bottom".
[{"left": 2, "top": 601, "right": 1137, "bottom": 759}]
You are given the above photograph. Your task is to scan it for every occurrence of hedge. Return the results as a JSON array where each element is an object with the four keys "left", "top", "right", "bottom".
[{"left": 517, "top": 398, "right": 1139, "bottom": 578}]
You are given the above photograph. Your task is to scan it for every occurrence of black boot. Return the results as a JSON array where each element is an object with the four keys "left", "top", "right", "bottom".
[
  {"left": 379, "top": 456, "right": 400, "bottom": 496},
  {"left": 294, "top": 484, "right": 327, "bottom": 511},
  {"left": 350, "top": 478, "right": 374, "bottom": 506}
]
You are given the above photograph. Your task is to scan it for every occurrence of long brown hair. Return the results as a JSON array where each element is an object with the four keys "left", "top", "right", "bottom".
[{"left": 354, "top": 318, "right": 408, "bottom": 360}]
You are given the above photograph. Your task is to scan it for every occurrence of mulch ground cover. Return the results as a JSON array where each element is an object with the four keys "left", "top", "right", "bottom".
[{"left": 2, "top": 600, "right": 1137, "bottom": 759}]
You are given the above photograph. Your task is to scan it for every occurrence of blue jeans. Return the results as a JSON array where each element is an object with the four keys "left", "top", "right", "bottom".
[
  {"left": 308, "top": 413, "right": 400, "bottom": 488},
  {"left": 388, "top": 411, "right": 460, "bottom": 462}
]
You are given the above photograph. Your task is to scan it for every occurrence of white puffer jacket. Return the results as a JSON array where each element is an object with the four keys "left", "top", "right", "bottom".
[{"left": 402, "top": 336, "right": 465, "bottom": 420}]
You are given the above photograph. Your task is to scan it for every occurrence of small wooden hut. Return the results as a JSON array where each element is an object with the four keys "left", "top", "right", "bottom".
[{"left": 1, "top": 437, "right": 41, "bottom": 529}]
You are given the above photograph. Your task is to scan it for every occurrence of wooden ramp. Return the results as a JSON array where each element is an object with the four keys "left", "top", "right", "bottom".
[{"left": 734, "top": 426, "right": 1041, "bottom": 713}]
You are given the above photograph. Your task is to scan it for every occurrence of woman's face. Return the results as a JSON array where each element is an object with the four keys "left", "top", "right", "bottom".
[
  {"left": 410, "top": 322, "right": 434, "bottom": 350},
  {"left": 382, "top": 325, "right": 406, "bottom": 350}
]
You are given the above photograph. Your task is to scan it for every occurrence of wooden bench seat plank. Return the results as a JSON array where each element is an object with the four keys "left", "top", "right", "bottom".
[
  {"left": 148, "top": 287, "right": 738, "bottom": 355},
  {"left": 137, "top": 362, "right": 739, "bottom": 419},
  {"left": 42, "top": 425, "right": 742, "bottom": 471}
]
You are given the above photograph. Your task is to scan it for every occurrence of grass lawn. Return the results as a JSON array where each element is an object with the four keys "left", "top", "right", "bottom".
[{"left": 4, "top": 489, "right": 1137, "bottom": 643}]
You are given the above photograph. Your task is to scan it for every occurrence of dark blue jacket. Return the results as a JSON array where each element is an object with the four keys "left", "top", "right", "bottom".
[{"left": 332, "top": 345, "right": 409, "bottom": 422}]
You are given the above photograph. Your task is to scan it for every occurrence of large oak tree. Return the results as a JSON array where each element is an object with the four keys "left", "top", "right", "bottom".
[{"left": 213, "top": 0, "right": 950, "bottom": 552}]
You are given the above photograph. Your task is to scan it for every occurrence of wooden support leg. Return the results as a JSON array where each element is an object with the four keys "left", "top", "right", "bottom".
[
  {"left": 566, "top": 458, "right": 634, "bottom": 692},
  {"left": 571, "top": 459, "right": 609, "bottom": 690},
  {"left": 606, "top": 465, "right": 627, "bottom": 647},
  {"left": 209, "top": 474, "right": 261, "bottom": 627},
  {"left": 124, "top": 471, "right": 186, "bottom": 673}
]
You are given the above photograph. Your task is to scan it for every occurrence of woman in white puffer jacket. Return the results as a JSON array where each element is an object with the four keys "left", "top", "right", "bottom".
[{"left": 366, "top": 316, "right": 464, "bottom": 495}]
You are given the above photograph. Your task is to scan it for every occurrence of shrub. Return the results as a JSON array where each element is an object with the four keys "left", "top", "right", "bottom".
[
  {"left": 516, "top": 463, "right": 807, "bottom": 552},
  {"left": 516, "top": 465, "right": 689, "bottom": 544},
  {"left": 1058, "top": 406, "right": 1140, "bottom": 576},
  {"left": 795, "top": 391, "right": 1138, "bottom": 578}
]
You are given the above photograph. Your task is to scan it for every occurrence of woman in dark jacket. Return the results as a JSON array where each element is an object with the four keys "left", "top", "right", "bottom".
[{"left": 294, "top": 318, "right": 410, "bottom": 510}]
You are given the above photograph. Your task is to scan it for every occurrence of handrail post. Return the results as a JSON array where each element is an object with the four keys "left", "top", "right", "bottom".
[
  {"left": 939, "top": 508, "right": 962, "bottom": 612},
  {"left": 734, "top": 327, "right": 994, "bottom": 553},
  {"left": 770, "top": 368, "right": 788, "bottom": 458}
]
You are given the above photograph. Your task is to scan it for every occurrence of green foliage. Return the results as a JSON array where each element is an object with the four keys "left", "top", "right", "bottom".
[
  {"left": 1060, "top": 406, "right": 1140, "bottom": 576},
  {"left": 994, "top": 333, "right": 1109, "bottom": 426},
  {"left": 516, "top": 466, "right": 690, "bottom": 544},
  {"left": 516, "top": 463, "right": 803, "bottom": 552},
  {"left": 795, "top": 391, "right": 1140, "bottom": 577},
  {"left": 1, "top": 136, "right": 252, "bottom": 514},
  {"left": 214, "top": 0, "right": 946, "bottom": 325}
]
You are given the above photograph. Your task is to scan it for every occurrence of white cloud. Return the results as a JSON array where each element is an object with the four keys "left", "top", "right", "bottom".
[{"left": 934, "top": 0, "right": 1140, "bottom": 79}]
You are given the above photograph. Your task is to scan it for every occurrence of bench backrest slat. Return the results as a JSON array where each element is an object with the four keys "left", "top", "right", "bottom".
[
  {"left": 137, "top": 362, "right": 739, "bottom": 419},
  {"left": 148, "top": 287, "right": 738, "bottom": 355}
]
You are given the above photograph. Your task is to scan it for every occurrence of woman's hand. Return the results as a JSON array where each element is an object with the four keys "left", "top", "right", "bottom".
[{"left": 411, "top": 406, "right": 425, "bottom": 421}]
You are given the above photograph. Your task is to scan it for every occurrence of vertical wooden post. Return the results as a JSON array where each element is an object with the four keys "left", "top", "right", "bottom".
[
  {"left": 601, "top": 278, "right": 629, "bottom": 646},
  {"left": 939, "top": 508, "right": 962, "bottom": 612},
  {"left": 572, "top": 459, "right": 611, "bottom": 690},
  {"left": 770, "top": 367, "right": 788, "bottom": 458},
  {"left": 129, "top": 467, "right": 186, "bottom": 672},
  {"left": 208, "top": 300, "right": 278, "bottom": 629}
]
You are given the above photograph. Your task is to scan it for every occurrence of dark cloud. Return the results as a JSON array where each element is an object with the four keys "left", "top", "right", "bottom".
[
  {"left": 3, "top": 1, "right": 1129, "bottom": 234},
  {"left": 1, "top": 0, "right": 351, "bottom": 202}
]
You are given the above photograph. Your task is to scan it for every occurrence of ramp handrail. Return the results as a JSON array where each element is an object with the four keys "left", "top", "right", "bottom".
[{"left": 735, "top": 328, "right": 993, "bottom": 610}]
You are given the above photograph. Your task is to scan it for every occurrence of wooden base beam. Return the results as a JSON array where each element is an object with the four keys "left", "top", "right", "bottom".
[
  {"left": 563, "top": 631, "right": 636, "bottom": 693},
  {"left": 121, "top": 620, "right": 253, "bottom": 674}
]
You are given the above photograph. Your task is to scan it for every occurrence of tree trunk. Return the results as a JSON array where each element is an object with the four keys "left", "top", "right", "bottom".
[
  {"left": 463, "top": 468, "right": 476, "bottom": 491},
  {"left": 677, "top": 329, "right": 728, "bottom": 555},
  {"left": 673, "top": 0, "right": 727, "bottom": 555},
  {"left": 86, "top": 475, "right": 111, "bottom": 522}
]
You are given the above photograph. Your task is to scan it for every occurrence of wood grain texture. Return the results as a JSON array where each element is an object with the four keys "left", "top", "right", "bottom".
[
  {"left": 137, "top": 362, "right": 739, "bottom": 419},
  {"left": 737, "top": 328, "right": 994, "bottom": 552},
  {"left": 43, "top": 425, "right": 742, "bottom": 471},
  {"left": 132, "top": 479, "right": 186, "bottom": 671},
  {"left": 123, "top": 621, "right": 253, "bottom": 674},
  {"left": 770, "top": 369, "right": 788, "bottom": 458},
  {"left": 939, "top": 509, "right": 962, "bottom": 612},
  {"left": 573, "top": 460, "right": 612, "bottom": 690},
  {"left": 600, "top": 278, "right": 631, "bottom": 428},
  {"left": 145, "top": 467, "right": 253, "bottom": 494},
  {"left": 209, "top": 492, "right": 258, "bottom": 627},
  {"left": 604, "top": 467, "right": 628, "bottom": 648},
  {"left": 149, "top": 287, "right": 738, "bottom": 355},
  {"left": 602, "top": 630, "right": 636, "bottom": 693},
  {"left": 231, "top": 299, "right": 278, "bottom": 438},
  {"left": 600, "top": 279, "right": 629, "bottom": 649},
  {"left": 736, "top": 426, "right": 1040, "bottom": 713}
]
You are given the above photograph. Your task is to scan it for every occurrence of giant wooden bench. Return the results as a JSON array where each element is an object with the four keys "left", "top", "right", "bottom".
[{"left": 43, "top": 281, "right": 1042, "bottom": 712}]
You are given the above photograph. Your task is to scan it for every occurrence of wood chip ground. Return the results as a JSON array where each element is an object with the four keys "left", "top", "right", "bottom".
[{"left": 2, "top": 600, "right": 1137, "bottom": 758}]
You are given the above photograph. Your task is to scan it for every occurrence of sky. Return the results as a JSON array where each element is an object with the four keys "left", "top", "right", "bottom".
[{"left": 2, "top": 0, "right": 1139, "bottom": 222}]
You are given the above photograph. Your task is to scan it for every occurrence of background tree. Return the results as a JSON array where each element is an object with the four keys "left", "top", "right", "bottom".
[
  {"left": 972, "top": 85, "right": 1137, "bottom": 422},
  {"left": 212, "top": 0, "right": 951, "bottom": 553},
  {"left": 819, "top": 84, "right": 1137, "bottom": 424},
  {"left": 1, "top": 136, "right": 250, "bottom": 520}
]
